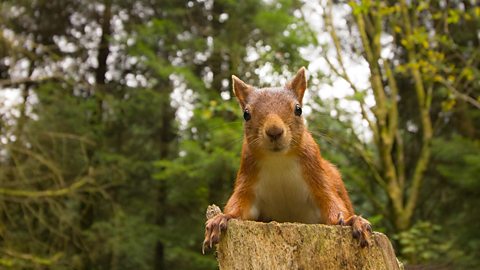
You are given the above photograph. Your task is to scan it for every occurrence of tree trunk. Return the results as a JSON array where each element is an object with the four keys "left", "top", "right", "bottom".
[
  {"left": 215, "top": 219, "right": 402, "bottom": 270},
  {"left": 154, "top": 90, "right": 177, "bottom": 270}
]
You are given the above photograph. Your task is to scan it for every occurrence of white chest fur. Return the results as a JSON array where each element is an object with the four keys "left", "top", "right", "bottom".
[{"left": 250, "top": 155, "right": 322, "bottom": 223}]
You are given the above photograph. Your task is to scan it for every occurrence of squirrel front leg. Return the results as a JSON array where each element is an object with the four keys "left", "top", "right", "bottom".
[
  {"left": 306, "top": 154, "right": 373, "bottom": 247},
  {"left": 309, "top": 179, "right": 373, "bottom": 247},
  {"left": 202, "top": 182, "right": 254, "bottom": 253},
  {"left": 319, "top": 196, "right": 372, "bottom": 247}
]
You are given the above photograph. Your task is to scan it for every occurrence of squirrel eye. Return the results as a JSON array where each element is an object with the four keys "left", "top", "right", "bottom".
[
  {"left": 243, "top": 109, "right": 251, "bottom": 121},
  {"left": 294, "top": 104, "right": 302, "bottom": 116}
]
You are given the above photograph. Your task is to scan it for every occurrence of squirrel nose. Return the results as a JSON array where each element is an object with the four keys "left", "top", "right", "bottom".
[{"left": 266, "top": 126, "right": 284, "bottom": 140}]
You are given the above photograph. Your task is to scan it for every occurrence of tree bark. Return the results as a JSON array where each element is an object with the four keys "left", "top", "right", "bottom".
[{"left": 215, "top": 219, "right": 402, "bottom": 270}]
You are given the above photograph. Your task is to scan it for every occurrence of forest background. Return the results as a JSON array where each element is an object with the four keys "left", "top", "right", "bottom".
[{"left": 0, "top": 0, "right": 479, "bottom": 269}]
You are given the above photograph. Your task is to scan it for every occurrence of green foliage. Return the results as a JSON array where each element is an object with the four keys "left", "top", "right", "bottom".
[
  {"left": 83, "top": 210, "right": 160, "bottom": 270},
  {"left": 128, "top": 2, "right": 310, "bottom": 268},
  {"left": 433, "top": 136, "right": 480, "bottom": 189},
  {"left": 426, "top": 135, "right": 480, "bottom": 268},
  {"left": 1, "top": 0, "right": 479, "bottom": 269},
  {"left": 393, "top": 221, "right": 454, "bottom": 264},
  {"left": 312, "top": 1, "right": 480, "bottom": 267},
  {"left": 153, "top": 113, "right": 242, "bottom": 269}
]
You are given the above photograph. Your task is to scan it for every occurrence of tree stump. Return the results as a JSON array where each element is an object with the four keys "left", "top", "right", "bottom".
[{"left": 207, "top": 206, "right": 403, "bottom": 270}]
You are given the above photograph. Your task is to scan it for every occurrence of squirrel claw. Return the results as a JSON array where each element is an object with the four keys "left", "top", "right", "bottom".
[
  {"left": 337, "top": 212, "right": 345, "bottom": 226},
  {"left": 350, "top": 215, "right": 372, "bottom": 248},
  {"left": 366, "top": 223, "right": 373, "bottom": 233},
  {"left": 202, "top": 213, "right": 230, "bottom": 254}
]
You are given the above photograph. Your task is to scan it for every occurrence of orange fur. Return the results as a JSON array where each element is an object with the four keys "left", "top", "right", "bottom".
[{"left": 203, "top": 67, "right": 371, "bottom": 252}]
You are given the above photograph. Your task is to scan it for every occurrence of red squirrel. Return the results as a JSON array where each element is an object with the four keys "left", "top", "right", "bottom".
[{"left": 203, "top": 67, "right": 372, "bottom": 253}]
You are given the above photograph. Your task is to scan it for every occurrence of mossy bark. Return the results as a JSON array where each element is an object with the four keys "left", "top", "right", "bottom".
[{"left": 215, "top": 219, "right": 402, "bottom": 270}]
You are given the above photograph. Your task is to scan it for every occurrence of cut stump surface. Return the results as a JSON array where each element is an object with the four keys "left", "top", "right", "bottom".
[{"left": 215, "top": 219, "right": 402, "bottom": 270}]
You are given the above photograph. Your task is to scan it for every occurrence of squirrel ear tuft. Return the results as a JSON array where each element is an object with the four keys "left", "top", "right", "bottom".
[
  {"left": 286, "top": 67, "right": 307, "bottom": 103},
  {"left": 232, "top": 75, "right": 252, "bottom": 109}
]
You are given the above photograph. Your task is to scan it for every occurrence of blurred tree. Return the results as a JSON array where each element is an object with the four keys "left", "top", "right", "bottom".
[
  {"left": 0, "top": 0, "right": 175, "bottom": 269},
  {"left": 141, "top": 0, "right": 312, "bottom": 268},
  {"left": 1, "top": 0, "right": 478, "bottom": 269},
  {"left": 307, "top": 0, "right": 479, "bottom": 267},
  {"left": 0, "top": 0, "right": 312, "bottom": 269}
]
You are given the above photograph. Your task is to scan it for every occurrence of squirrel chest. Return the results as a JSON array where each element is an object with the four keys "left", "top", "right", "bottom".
[{"left": 250, "top": 154, "right": 322, "bottom": 223}]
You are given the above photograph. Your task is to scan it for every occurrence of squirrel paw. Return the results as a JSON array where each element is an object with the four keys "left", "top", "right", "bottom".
[
  {"left": 338, "top": 213, "right": 372, "bottom": 248},
  {"left": 202, "top": 213, "right": 230, "bottom": 254},
  {"left": 350, "top": 215, "right": 372, "bottom": 248}
]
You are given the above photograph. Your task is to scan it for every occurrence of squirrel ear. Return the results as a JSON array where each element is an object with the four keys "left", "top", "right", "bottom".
[
  {"left": 232, "top": 75, "right": 252, "bottom": 109},
  {"left": 286, "top": 67, "right": 307, "bottom": 103}
]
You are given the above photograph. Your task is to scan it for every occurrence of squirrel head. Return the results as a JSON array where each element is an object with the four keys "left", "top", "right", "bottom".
[{"left": 232, "top": 67, "right": 307, "bottom": 155}]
